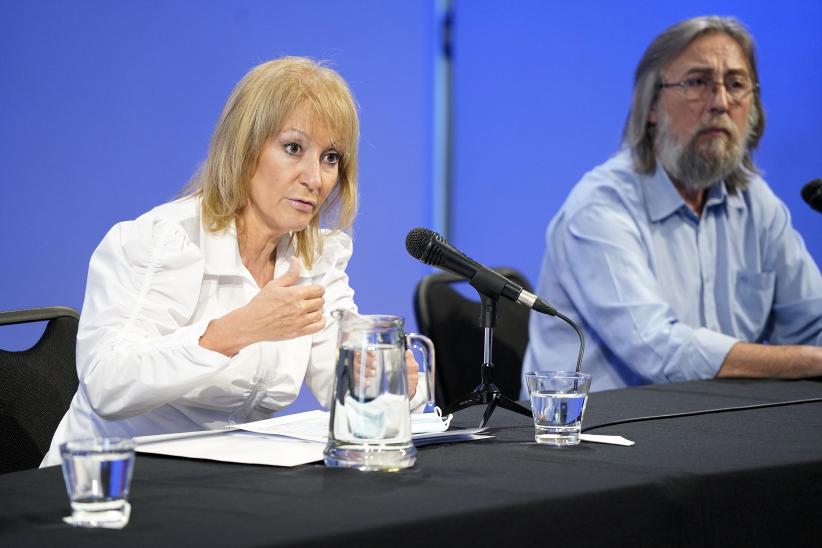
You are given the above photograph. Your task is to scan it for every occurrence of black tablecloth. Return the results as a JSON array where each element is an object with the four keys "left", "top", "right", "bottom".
[{"left": 2, "top": 378, "right": 822, "bottom": 547}]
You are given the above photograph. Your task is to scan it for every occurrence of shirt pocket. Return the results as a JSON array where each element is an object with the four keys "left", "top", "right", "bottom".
[{"left": 733, "top": 269, "right": 775, "bottom": 340}]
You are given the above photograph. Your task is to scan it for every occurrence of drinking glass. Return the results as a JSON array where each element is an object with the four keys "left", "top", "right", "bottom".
[
  {"left": 525, "top": 371, "right": 592, "bottom": 446},
  {"left": 60, "top": 437, "right": 135, "bottom": 528}
]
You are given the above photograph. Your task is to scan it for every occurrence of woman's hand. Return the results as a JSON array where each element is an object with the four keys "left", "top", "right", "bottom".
[
  {"left": 348, "top": 349, "right": 419, "bottom": 400},
  {"left": 351, "top": 350, "right": 420, "bottom": 400},
  {"left": 200, "top": 257, "right": 325, "bottom": 356}
]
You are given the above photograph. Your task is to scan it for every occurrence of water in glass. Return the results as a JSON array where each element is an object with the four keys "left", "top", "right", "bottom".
[{"left": 60, "top": 438, "right": 135, "bottom": 528}]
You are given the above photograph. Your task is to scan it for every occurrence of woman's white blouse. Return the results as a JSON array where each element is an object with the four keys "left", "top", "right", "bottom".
[{"left": 42, "top": 197, "right": 356, "bottom": 466}]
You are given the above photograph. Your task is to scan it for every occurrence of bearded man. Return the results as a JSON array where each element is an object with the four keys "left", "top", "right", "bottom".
[{"left": 521, "top": 16, "right": 822, "bottom": 393}]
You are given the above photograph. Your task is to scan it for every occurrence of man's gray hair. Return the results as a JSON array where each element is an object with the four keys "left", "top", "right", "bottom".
[{"left": 622, "top": 16, "right": 765, "bottom": 192}]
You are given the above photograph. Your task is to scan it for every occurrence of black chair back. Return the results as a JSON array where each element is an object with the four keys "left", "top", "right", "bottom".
[
  {"left": 0, "top": 307, "right": 80, "bottom": 474},
  {"left": 414, "top": 268, "right": 532, "bottom": 408}
]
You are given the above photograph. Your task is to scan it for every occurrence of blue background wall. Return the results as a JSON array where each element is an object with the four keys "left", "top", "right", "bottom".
[{"left": 2, "top": 1, "right": 820, "bottom": 412}]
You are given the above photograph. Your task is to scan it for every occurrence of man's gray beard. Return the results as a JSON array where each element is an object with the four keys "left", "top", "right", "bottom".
[{"left": 655, "top": 114, "right": 748, "bottom": 192}]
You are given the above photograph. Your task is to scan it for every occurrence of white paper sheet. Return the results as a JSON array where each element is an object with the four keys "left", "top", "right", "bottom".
[
  {"left": 137, "top": 431, "right": 325, "bottom": 467},
  {"left": 227, "top": 410, "right": 330, "bottom": 442},
  {"left": 579, "top": 433, "right": 635, "bottom": 446},
  {"left": 134, "top": 410, "right": 489, "bottom": 467}
]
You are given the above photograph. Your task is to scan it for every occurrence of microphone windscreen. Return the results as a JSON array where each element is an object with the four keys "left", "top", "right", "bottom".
[
  {"left": 801, "top": 179, "right": 822, "bottom": 204},
  {"left": 405, "top": 227, "right": 437, "bottom": 260}
]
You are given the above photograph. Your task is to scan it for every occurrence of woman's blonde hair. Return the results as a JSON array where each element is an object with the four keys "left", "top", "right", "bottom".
[{"left": 185, "top": 56, "right": 359, "bottom": 267}]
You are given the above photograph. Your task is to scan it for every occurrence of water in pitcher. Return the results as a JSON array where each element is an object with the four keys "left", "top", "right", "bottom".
[
  {"left": 324, "top": 311, "right": 435, "bottom": 471},
  {"left": 325, "top": 343, "right": 415, "bottom": 470}
]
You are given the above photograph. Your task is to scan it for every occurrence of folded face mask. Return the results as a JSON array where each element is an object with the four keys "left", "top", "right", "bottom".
[{"left": 410, "top": 407, "right": 452, "bottom": 434}]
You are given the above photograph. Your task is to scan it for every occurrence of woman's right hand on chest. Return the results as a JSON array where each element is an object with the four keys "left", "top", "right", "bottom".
[{"left": 199, "top": 257, "right": 325, "bottom": 356}]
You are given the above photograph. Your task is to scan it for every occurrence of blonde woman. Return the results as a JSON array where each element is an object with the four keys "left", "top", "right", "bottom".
[{"left": 43, "top": 57, "right": 418, "bottom": 466}]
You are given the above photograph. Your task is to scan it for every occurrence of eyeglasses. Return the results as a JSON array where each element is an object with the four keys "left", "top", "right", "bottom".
[{"left": 658, "top": 74, "right": 757, "bottom": 103}]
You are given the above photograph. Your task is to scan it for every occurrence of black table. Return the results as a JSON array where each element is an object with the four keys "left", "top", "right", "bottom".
[{"left": 2, "top": 378, "right": 822, "bottom": 547}]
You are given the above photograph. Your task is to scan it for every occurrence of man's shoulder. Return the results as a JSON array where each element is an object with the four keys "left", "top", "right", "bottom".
[
  {"left": 738, "top": 174, "right": 786, "bottom": 224},
  {"left": 564, "top": 150, "right": 645, "bottom": 216},
  {"left": 743, "top": 174, "right": 777, "bottom": 202}
]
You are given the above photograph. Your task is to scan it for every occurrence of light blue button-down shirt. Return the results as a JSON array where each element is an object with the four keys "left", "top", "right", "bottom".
[{"left": 522, "top": 149, "right": 822, "bottom": 393}]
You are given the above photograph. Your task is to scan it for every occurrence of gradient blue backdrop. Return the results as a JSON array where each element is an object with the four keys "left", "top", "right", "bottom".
[{"left": 2, "top": 1, "right": 820, "bottom": 413}]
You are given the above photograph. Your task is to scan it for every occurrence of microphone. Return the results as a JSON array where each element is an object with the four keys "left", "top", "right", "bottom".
[
  {"left": 801, "top": 179, "right": 822, "bottom": 213},
  {"left": 405, "top": 227, "right": 557, "bottom": 316}
]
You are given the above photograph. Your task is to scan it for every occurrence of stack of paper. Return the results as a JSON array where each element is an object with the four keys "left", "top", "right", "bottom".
[{"left": 134, "top": 410, "right": 488, "bottom": 467}]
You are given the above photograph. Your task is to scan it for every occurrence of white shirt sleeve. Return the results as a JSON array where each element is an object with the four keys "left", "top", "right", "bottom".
[
  {"left": 77, "top": 213, "right": 231, "bottom": 421},
  {"left": 304, "top": 231, "right": 357, "bottom": 408}
]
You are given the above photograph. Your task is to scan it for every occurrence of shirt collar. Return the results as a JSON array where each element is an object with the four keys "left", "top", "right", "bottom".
[
  {"left": 643, "top": 166, "right": 746, "bottom": 222},
  {"left": 199, "top": 217, "right": 304, "bottom": 278},
  {"left": 643, "top": 167, "right": 687, "bottom": 222},
  {"left": 699, "top": 180, "right": 748, "bottom": 214},
  {"left": 200, "top": 219, "right": 244, "bottom": 276}
]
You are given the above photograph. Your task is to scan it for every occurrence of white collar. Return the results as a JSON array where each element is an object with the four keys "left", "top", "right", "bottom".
[
  {"left": 199, "top": 218, "right": 309, "bottom": 278},
  {"left": 199, "top": 218, "right": 244, "bottom": 276}
]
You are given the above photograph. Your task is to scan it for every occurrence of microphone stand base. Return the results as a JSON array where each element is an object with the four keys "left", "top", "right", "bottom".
[{"left": 442, "top": 382, "right": 532, "bottom": 428}]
